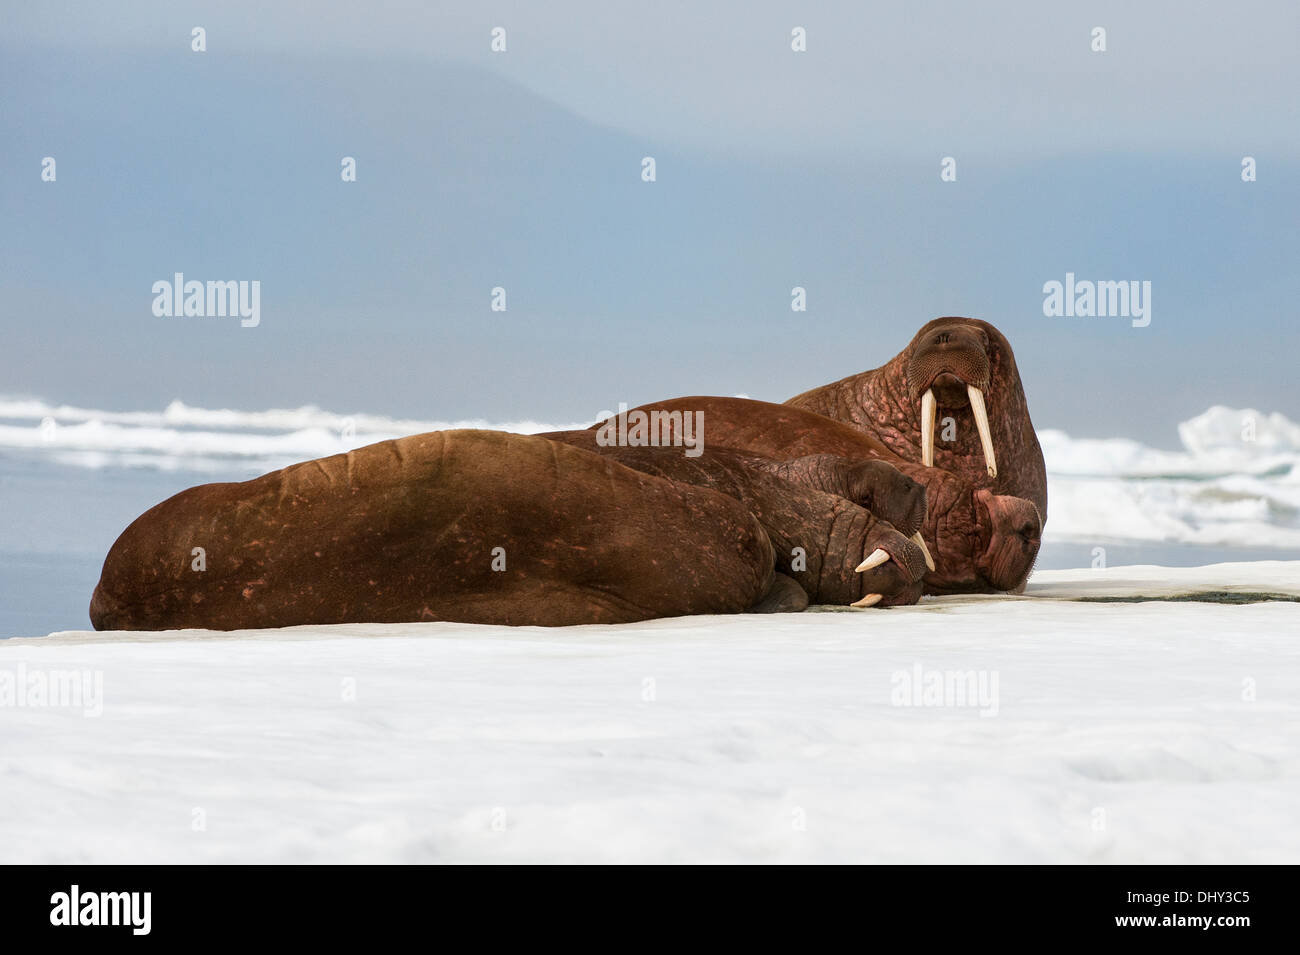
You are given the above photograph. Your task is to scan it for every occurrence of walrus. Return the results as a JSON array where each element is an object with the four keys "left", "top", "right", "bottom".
[
  {"left": 547, "top": 433, "right": 931, "bottom": 607},
  {"left": 786, "top": 317, "right": 1047, "bottom": 523},
  {"left": 557, "top": 396, "right": 1041, "bottom": 595},
  {"left": 90, "top": 430, "right": 928, "bottom": 631}
]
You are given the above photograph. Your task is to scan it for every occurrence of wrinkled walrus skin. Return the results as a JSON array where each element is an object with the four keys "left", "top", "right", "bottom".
[
  {"left": 544, "top": 436, "right": 929, "bottom": 607},
  {"left": 90, "top": 430, "right": 786, "bottom": 631},
  {"left": 572, "top": 397, "right": 1042, "bottom": 595}
]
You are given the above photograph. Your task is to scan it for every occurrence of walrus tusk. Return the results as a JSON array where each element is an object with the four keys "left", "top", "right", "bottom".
[
  {"left": 966, "top": 384, "right": 997, "bottom": 479},
  {"left": 851, "top": 593, "right": 883, "bottom": 608},
  {"left": 912, "top": 532, "right": 936, "bottom": 572},
  {"left": 855, "top": 548, "right": 890, "bottom": 572},
  {"left": 920, "top": 388, "right": 936, "bottom": 467}
]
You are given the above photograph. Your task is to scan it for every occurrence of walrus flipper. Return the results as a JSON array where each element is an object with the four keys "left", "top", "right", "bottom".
[{"left": 746, "top": 572, "right": 810, "bottom": 614}]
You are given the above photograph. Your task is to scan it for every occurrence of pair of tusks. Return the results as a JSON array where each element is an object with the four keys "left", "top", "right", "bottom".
[
  {"left": 851, "top": 380, "right": 996, "bottom": 607},
  {"left": 849, "top": 532, "right": 937, "bottom": 607},
  {"left": 920, "top": 385, "right": 997, "bottom": 479}
]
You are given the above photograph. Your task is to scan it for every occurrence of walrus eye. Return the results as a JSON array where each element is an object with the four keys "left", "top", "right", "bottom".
[{"left": 1016, "top": 521, "right": 1039, "bottom": 554}]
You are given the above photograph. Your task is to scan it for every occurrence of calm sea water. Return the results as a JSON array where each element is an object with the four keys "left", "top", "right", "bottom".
[{"left": 0, "top": 458, "right": 219, "bottom": 637}]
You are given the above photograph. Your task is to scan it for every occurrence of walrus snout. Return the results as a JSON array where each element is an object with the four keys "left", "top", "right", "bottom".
[
  {"left": 905, "top": 321, "right": 991, "bottom": 398},
  {"left": 974, "top": 489, "right": 1041, "bottom": 592}
]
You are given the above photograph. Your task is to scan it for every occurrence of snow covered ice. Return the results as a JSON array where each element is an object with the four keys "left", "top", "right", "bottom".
[{"left": 2, "top": 563, "right": 1297, "bottom": 864}]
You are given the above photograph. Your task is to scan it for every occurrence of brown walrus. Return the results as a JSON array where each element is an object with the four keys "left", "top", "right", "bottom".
[
  {"left": 547, "top": 434, "right": 930, "bottom": 608},
  {"left": 560, "top": 396, "right": 1041, "bottom": 595},
  {"left": 787, "top": 317, "right": 1047, "bottom": 523},
  {"left": 90, "top": 430, "right": 929, "bottom": 631}
]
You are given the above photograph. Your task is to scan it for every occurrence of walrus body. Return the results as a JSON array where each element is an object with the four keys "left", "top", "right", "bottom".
[
  {"left": 91, "top": 430, "right": 781, "bottom": 630},
  {"left": 564, "top": 396, "right": 1041, "bottom": 595},
  {"left": 90, "top": 430, "right": 926, "bottom": 631}
]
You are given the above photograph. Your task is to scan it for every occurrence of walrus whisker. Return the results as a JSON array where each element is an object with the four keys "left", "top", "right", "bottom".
[
  {"left": 912, "top": 532, "right": 936, "bottom": 572},
  {"left": 967, "top": 384, "right": 998, "bottom": 479},
  {"left": 851, "top": 593, "right": 883, "bottom": 608},
  {"left": 920, "top": 388, "right": 936, "bottom": 467},
  {"left": 855, "top": 548, "right": 890, "bottom": 572}
]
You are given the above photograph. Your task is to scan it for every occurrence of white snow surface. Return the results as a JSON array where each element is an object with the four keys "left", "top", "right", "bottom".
[{"left": 3, "top": 562, "right": 1297, "bottom": 864}]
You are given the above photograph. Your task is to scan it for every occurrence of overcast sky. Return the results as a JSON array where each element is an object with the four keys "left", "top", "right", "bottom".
[{"left": 3, "top": 1, "right": 1297, "bottom": 444}]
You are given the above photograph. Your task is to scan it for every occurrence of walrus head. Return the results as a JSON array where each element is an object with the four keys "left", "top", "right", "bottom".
[
  {"left": 973, "top": 489, "right": 1042, "bottom": 592},
  {"left": 785, "top": 317, "right": 1047, "bottom": 524},
  {"left": 762, "top": 456, "right": 928, "bottom": 537},
  {"left": 905, "top": 319, "right": 997, "bottom": 478},
  {"left": 896, "top": 318, "right": 1047, "bottom": 527},
  {"left": 918, "top": 469, "right": 1042, "bottom": 594}
]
